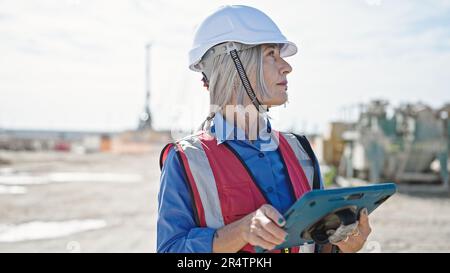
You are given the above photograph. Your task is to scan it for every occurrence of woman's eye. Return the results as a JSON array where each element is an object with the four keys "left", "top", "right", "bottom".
[{"left": 268, "top": 50, "right": 275, "bottom": 57}]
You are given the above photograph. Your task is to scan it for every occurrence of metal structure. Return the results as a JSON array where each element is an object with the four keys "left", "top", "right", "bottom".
[
  {"left": 338, "top": 100, "right": 449, "bottom": 191},
  {"left": 138, "top": 43, "right": 153, "bottom": 131}
]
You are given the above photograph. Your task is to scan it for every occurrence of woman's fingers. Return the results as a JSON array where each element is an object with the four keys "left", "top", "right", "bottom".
[
  {"left": 258, "top": 205, "right": 288, "bottom": 241},
  {"left": 335, "top": 235, "right": 359, "bottom": 252},
  {"left": 342, "top": 234, "right": 367, "bottom": 252},
  {"left": 260, "top": 204, "right": 286, "bottom": 227},
  {"left": 358, "top": 208, "right": 372, "bottom": 237},
  {"left": 244, "top": 205, "right": 288, "bottom": 250},
  {"left": 255, "top": 225, "right": 285, "bottom": 245},
  {"left": 261, "top": 220, "right": 287, "bottom": 242},
  {"left": 333, "top": 208, "right": 372, "bottom": 252}
]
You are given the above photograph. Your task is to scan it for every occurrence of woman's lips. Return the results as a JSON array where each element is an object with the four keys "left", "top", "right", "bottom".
[
  {"left": 277, "top": 81, "right": 288, "bottom": 90},
  {"left": 277, "top": 80, "right": 288, "bottom": 85}
]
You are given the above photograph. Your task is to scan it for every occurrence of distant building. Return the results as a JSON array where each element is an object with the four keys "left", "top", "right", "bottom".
[{"left": 0, "top": 129, "right": 116, "bottom": 153}]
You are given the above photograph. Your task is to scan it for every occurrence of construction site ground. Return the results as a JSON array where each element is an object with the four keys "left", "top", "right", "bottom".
[{"left": 0, "top": 144, "right": 449, "bottom": 253}]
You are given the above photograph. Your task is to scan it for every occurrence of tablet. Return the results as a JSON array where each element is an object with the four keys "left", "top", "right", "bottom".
[{"left": 255, "top": 183, "right": 396, "bottom": 252}]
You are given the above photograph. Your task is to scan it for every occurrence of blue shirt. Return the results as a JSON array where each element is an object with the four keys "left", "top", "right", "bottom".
[{"left": 157, "top": 113, "right": 322, "bottom": 253}]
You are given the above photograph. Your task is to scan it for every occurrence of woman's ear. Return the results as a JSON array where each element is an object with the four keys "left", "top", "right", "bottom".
[{"left": 201, "top": 73, "right": 209, "bottom": 91}]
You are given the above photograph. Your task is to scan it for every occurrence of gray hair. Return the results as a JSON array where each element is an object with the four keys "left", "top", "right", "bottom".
[{"left": 198, "top": 43, "right": 272, "bottom": 131}]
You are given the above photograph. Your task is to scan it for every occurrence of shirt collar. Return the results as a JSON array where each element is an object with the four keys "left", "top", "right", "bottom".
[{"left": 209, "top": 112, "right": 273, "bottom": 145}]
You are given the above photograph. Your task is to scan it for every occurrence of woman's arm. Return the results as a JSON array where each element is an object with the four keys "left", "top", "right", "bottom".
[
  {"left": 157, "top": 148, "right": 216, "bottom": 253},
  {"left": 211, "top": 215, "right": 248, "bottom": 253}
]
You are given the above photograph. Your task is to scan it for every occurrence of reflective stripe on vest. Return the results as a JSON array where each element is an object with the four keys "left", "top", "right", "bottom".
[
  {"left": 172, "top": 131, "right": 316, "bottom": 253},
  {"left": 177, "top": 136, "right": 225, "bottom": 229},
  {"left": 282, "top": 133, "right": 319, "bottom": 189}
]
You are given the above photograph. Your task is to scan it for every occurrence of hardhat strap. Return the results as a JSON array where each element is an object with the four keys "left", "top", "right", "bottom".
[{"left": 229, "top": 48, "right": 268, "bottom": 113}]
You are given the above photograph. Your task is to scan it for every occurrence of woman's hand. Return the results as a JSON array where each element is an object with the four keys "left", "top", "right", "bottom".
[
  {"left": 240, "top": 204, "right": 288, "bottom": 251},
  {"left": 333, "top": 208, "right": 372, "bottom": 253}
]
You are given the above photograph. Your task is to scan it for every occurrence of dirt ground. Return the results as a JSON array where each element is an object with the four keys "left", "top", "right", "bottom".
[{"left": 0, "top": 145, "right": 449, "bottom": 253}]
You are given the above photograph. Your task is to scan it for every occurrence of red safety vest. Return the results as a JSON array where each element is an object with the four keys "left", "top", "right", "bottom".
[{"left": 160, "top": 130, "right": 316, "bottom": 253}]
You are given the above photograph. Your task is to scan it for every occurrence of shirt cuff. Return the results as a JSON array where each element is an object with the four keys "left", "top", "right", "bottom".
[{"left": 185, "top": 227, "right": 217, "bottom": 253}]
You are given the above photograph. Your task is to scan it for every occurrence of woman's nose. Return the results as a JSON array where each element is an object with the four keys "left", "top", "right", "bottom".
[{"left": 280, "top": 58, "right": 292, "bottom": 75}]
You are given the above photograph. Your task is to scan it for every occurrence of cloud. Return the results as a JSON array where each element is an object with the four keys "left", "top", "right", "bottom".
[{"left": 0, "top": 0, "right": 449, "bottom": 133}]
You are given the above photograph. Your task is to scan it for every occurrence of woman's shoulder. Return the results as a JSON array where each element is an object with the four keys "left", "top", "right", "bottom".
[
  {"left": 158, "top": 131, "right": 209, "bottom": 167},
  {"left": 177, "top": 130, "right": 215, "bottom": 143},
  {"left": 159, "top": 143, "right": 179, "bottom": 171}
]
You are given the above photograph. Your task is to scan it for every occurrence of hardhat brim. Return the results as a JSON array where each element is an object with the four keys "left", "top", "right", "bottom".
[{"left": 189, "top": 40, "right": 298, "bottom": 72}]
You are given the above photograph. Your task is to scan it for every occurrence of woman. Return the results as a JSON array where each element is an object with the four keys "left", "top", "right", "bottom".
[{"left": 157, "top": 5, "right": 371, "bottom": 253}]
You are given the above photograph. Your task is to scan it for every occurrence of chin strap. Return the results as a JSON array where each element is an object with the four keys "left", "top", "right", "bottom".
[
  {"left": 227, "top": 43, "right": 268, "bottom": 113},
  {"left": 200, "top": 42, "right": 269, "bottom": 113}
]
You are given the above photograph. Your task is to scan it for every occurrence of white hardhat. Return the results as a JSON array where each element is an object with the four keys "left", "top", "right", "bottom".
[{"left": 189, "top": 5, "right": 298, "bottom": 72}]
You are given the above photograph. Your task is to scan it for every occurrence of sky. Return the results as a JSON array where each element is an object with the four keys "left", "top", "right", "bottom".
[{"left": 0, "top": 0, "right": 449, "bottom": 134}]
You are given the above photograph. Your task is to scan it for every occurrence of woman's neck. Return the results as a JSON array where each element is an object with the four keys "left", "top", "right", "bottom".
[{"left": 221, "top": 105, "right": 266, "bottom": 142}]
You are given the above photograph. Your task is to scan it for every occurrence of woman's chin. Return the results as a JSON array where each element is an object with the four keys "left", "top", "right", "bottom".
[{"left": 264, "top": 95, "right": 288, "bottom": 108}]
